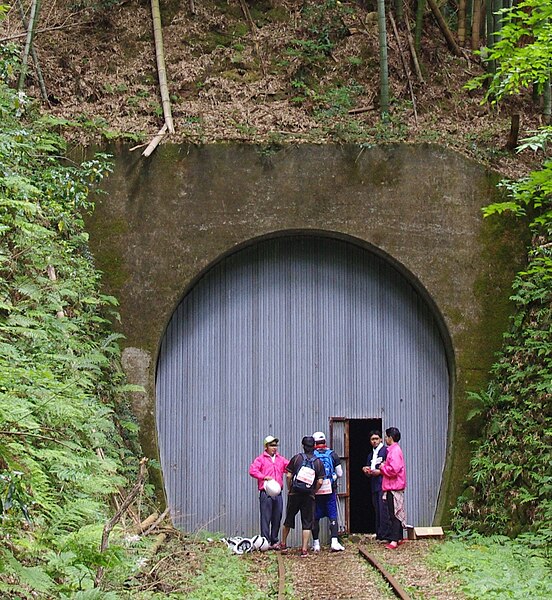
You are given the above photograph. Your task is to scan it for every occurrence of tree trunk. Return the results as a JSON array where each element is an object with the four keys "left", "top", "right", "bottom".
[
  {"left": 544, "top": 77, "right": 551, "bottom": 125},
  {"left": 377, "top": 0, "right": 389, "bottom": 119}
]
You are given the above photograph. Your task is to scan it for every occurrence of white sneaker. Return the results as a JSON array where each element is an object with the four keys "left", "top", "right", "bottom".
[
  {"left": 331, "top": 539, "right": 344, "bottom": 552},
  {"left": 312, "top": 540, "right": 320, "bottom": 552}
]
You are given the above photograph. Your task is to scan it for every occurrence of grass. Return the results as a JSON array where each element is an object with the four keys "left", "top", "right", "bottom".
[{"left": 428, "top": 534, "right": 552, "bottom": 599}]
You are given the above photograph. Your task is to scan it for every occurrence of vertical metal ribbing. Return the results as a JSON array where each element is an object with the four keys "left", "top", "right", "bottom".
[{"left": 156, "top": 235, "right": 450, "bottom": 538}]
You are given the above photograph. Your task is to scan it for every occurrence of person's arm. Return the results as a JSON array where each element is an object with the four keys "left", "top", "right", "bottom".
[
  {"left": 379, "top": 447, "right": 399, "bottom": 477},
  {"left": 249, "top": 456, "right": 270, "bottom": 481},
  {"left": 332, "top": 451, "right": 343, "bottom": 479}
]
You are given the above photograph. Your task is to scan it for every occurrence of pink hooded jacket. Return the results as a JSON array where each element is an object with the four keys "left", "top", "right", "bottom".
[
  {"left": 249, "top": 451, "right": 289, "bottom": 491},
  {"left": 379, "top": 442, "right": 406, "bottom": 491}
]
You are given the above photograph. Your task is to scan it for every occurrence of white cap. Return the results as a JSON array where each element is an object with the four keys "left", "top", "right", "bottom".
[
  {"left": 313, "top": 431, "right": 326, "bottom": 443},
  {"left": 263, "top": 435, "right": 279, "bottom": 446}
]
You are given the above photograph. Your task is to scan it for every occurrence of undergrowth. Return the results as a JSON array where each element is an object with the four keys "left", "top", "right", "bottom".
[
  {"left": 0, "top": 42, "right": 153, "bottom": 597},
  {"left": 429, "top": 534, "right": 552, "bottom": 599},
  {"left": 452, "top": 130, "right": 552, "bottom": 543}
]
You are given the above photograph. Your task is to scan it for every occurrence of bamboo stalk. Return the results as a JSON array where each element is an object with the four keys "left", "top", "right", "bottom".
[
  {"left": 150, "top": 0, "right": 174, "bottom": 134},
  {"left": 18, "top": 0, "right": 40, "bottom": 91},
  {"left": 17, "top": 0, "right": 49, "bottom": 103},
  {"left": 377, "top": 0, "right": 389, "bottom": 119},
  {"left": 389, "top": 12, "right": 418, "bottom": 124}
]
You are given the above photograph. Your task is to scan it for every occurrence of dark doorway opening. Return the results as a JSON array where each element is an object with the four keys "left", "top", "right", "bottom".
[{"left": 349, "top": 418, "right": 382, "bottom": 533}]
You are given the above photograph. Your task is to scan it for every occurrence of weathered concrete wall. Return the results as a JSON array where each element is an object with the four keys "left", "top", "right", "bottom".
[{"left": 85, "top": 143, "right": 525, "bottom": 523}]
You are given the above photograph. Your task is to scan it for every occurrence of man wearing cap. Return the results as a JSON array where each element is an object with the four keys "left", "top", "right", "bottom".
[
  {"left": 276, "top": 436, "right": 325, "bottom": 557},
  {"left": 249, "top": 435, "right": 289, "bottom": 548},
  {"left": 311, "top": 431, "right": 345, "bottom": 552}
]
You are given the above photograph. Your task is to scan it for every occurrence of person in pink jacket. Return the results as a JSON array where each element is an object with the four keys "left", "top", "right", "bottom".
[
  {"left": 378, "top": 427, "right": 407, "bottom": 549},
  {"left": 249, "top": 435, "right": 289, "bottom": 548}
]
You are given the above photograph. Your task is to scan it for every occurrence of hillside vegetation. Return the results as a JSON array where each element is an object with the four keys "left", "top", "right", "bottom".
[{"left": 0, "top": 0, "right": 551, "bottom": 597}]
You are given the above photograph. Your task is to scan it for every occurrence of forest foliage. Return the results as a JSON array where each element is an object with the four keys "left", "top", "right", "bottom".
[
  {"left": 0, "top": 43, "right": 151, "bottom": 597},
  {"left": 452, "top": 0, "right": 551, "bottom": 545},
  {"left": 0, "top": 0, "right": 551, "bottom": 597}
]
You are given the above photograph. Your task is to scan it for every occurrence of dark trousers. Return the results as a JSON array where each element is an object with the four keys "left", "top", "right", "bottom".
[
  {"left": 384, "top": 491, "right": 403, "bottom": 542},
  {"left": 371, "top": 488, "right": 390, "bottom": 540},
  {"left": 259, "top": 490, "right": 283, "bottom": 545}
]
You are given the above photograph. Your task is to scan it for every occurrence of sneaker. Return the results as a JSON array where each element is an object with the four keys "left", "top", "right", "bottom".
[
  {"left": 274, "top": 542, "right": 288, "bottom": 553},
  {"left": 300, "top": 548, "right": 308, "bottom": 557},
  {"left": 312, "top": 540, "right": 321, "bottom": 552},
  {"left": 385, "top": 542, "right": 399, "bottom": 550},
  {"left": 330, "top": 539, "right": 345, "bottom": 552}
]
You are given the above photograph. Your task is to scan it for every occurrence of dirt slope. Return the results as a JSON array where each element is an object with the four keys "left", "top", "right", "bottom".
[{"left": 1, "top": 0, "right": 542, "bottom": 177}]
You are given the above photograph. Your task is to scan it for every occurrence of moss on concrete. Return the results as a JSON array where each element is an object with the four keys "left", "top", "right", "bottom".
[{"left": 85, "top": 143, "right": 528, "bottom": 524}]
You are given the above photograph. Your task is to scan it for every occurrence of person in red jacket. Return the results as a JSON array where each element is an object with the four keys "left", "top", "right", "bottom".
[
  {"left": 378, "top": 427, "right": 407, "bottom": 550},
  {"left": 249, "top": 435, "right": 289, "bottom": 548}
]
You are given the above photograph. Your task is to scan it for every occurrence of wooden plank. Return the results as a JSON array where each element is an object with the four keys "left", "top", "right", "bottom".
[{"left": 413, "top": 526, "right": 444, "bottom": 538}]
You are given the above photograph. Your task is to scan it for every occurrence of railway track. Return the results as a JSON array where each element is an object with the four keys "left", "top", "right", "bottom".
[{"left": 275, "top": 544, "right": 412, "bottom": 600}]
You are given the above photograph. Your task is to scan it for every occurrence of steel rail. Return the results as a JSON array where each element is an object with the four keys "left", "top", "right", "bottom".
[
  {"left": 358, "top": 545, "right": 412, "bottom": 600},
  {"left": 274, "top": 545, "right": 412, "bottom": 600}
]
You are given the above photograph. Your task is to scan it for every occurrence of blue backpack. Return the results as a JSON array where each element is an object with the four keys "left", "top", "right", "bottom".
[{"left": 314, "top": 448, "right": 336, "bottom": 482}]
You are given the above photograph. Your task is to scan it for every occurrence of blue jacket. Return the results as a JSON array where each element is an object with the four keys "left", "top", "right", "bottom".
[{"left": 366, "top": 444, "right": 387, "bottom": 492}]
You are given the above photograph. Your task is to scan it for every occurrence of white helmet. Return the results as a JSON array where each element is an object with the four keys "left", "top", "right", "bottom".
[
  {"left": 264, "top": 479, "right": 282, "bottom": 497},
  {"left": 257, "top": 536, "right": 270, "bottom": 551},
  {"left": 251, "top": 534, "right": 264, "bottom": 550},
  {"left": 236, "top": 538, "right": 253, "bottom": 554}
]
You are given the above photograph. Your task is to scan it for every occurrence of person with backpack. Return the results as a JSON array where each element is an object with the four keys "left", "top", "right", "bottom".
[
  {"left": 311, "top": 431, "right": 345, "bottom": 552},
  {"left": 275, "top": 436, "right": 325, "bottom": 557},
  {"left": 249, "top": 435, "right": 289, "bottom": 549}
]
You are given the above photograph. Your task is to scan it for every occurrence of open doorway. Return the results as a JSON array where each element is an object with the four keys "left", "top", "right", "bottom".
[{"left": 349, "top": 418, "right": 382, "bottom": 533}]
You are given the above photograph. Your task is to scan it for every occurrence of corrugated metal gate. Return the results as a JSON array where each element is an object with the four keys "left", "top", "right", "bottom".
[{"left": 156, "top": 235, "right": 450, "bottom": 538}]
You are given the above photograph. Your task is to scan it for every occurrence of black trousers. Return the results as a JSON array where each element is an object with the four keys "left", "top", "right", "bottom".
[{"left": 384, "top": 491, "right": 403, "bottom": 542}]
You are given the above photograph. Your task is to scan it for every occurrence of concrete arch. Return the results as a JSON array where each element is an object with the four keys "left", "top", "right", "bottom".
[
  {"left": 84, "top": 143, "right": 525, "bottom": 524},
  {"left": 155, "top": 232, "right": 452, "bottom": 535}
]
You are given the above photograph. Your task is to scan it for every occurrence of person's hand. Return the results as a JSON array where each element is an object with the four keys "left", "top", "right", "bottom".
[
  {"left": 362, "top": 466, "right": 371, "bottom": 476},
  {"left": 264, "top": 476, "right": 273, "bottom": 481}
]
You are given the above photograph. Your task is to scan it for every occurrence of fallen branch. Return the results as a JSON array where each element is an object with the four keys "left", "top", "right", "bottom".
[
  {"left": 142, "top": 123, "right": 168, "bottom": 157},
  {"left": 95, "top": 458, "right": 148, "bottom": 587},
  {"left": 389, "top": 12, "right": 418, "bottom": 124},
  {"left": 403, "top": 8, "right": 424, "bottom": 83},
  {"left": 348, "top": 106, "right": 376, "bottom": 115},
  {"left": 427, "top": 0, "right": 463, "bottom": 57},
  {"left": 238, "top": 0, "right": 266, "bottom": 76},
  {"left": 0, "top": 19, "right": 90, "bottom": 43},
  {"left": 137, "top": 512, "right": 159, "bottom": 533},
  {"left": 0, "top": 429, "right": 75, "bottom": 449},
  {"left": 141, "top": 507, "right": 171, "bottom": 536}
]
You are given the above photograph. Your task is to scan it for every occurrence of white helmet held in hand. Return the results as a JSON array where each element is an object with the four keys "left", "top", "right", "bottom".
[{"left": 264, "top": 479, "right": 282, "bottom": 497}]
